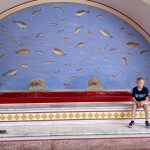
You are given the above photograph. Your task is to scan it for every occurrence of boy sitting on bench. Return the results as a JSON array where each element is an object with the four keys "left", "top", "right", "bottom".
[{"left": 129, "top": 77, "right": 150, "bottom": 128}]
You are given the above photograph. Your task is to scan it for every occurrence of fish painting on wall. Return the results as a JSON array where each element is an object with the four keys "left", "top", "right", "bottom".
[{"left": 0, "top": 3, "right": 149, "bottom": 91}]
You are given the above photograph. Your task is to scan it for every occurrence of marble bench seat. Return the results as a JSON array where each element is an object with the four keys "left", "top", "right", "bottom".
[{"left": 0, "top": 102, "right": 148, "bottom": 122}]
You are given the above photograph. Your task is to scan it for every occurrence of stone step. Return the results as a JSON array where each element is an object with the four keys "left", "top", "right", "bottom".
[{"left": 0, "top": 120, "right": 150, "bottom": 141}]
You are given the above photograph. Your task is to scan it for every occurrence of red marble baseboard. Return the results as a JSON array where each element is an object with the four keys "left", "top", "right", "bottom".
[{"left": 0, "top": 91, "right": 134, "bottom": 103}]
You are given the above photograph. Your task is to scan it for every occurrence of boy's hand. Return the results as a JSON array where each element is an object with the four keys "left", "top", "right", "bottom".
[
  {"left": 138, "top": 101, "right": 147, "bottom": 107},
  {"left": 139, "top": 101, "right": 144, "bottom": 107},
  {"left": 136, "top": 102, "right": 141, "bottom": 108},
  {"left": 133, "top": 101, "right": 140, "bottom": 108}
]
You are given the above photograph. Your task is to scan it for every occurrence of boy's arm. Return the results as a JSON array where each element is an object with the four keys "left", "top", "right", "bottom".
[
  {"left": 145, "top": 96, "right": 149, "bottom": 103},
  {"left": 132, "top": 97, "right": 138, "bottom": 103},
  {"left": 144, "top": 88, "right": 149, "bottom": 102},
  {"left": 132, "top": 88, "right": 137, "bottom": 103}
]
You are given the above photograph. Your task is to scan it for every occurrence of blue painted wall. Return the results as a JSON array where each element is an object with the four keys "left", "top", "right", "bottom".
[{"left": 0, "top": 3, "right": 150, "bottom": 91}]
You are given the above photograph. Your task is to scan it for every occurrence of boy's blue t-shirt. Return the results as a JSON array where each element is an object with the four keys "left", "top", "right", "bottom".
[{"left": 132, "top": 86, "right": 149, "bottom": 102}]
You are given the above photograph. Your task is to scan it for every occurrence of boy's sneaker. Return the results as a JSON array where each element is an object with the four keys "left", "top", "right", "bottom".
[
  {"left": 128, "top": 121, "right": 135, "bottom": 128},
  {"left": 145, "top": 121, "right": 150, "bottom": 128}
]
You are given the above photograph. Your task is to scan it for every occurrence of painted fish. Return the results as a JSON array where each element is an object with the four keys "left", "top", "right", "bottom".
[
  {"left": 51, "top": 22, "right": 58, "bottom": 26},
  {"left": 75, "top": 10, "right": 90, "bottom": 17},
  {"left": 16, "top": 49, "right": 31, "bottom": 54},
  {"left": 61, "top": 18, "right": 67, "bottom": 22},
  {"left": 14, "top": 40, "right": 23, "bottom": 46},
  {"left": 36, "top": 33, "right": 44, "bottom": 37},
  {"left": 36, "top": 51, "right": 42, "bottom": 54},
  {"left": 109, "top": 74, "right": 116, "bottom": 79},
  {"left": 64, "top": 36, "right": 70, "bottom": 40},
  {"left": 54, "top": 6, "right": 63, "bottom": 12},
  {"left": 76, "top": 68, "right": 82, "bottom": 71},
  {"left": 13, "top": 20, "right": 27, "bottom": 29},
  {"left": 128, "top": 52, "right": 134, "bottom": 55},
  {"left": 0, "top": 54, "right": 6, "bottom": 59},
  {"left": 100, "top": 29, "right": 113, "bottom": 38},
  {"left": 118, "top": 69, "right": 123, "bottom": 73},
  {"left": 57, "top": 29, "right": 64, "bottom": 33},
  {"left": 75, "top": 42, "right": 84, "bottom": 48},
  {"left": 70, "top": 76, "right": 76, "bottom": 80},
  {"left": 122, "top": 57, "right": 128, "bottom": 66},
  {"left": 98, "top": 47, "right": 105, "bottom": 53},
  {"left": 45, "top": 59, "right": 54, "bottom": 64},
  {"left": 104, "top": 57, "right": 111, "bottom": 62},
  {"left": 54, "top": 70, "right": 60, "bottom": 74},
  {"left": 21, "top": 64, "right": 29, "bottom": 68},
  {"left": 75, "top": 26, "right": 83, "bottom": 33},
  {"left": 133, "top": 71, "right": 140, "bottom": 74},
  {"left": 110, "top": 48, "right": 116, "bottom": 51},
  {"left": 119, "top": 27, "right": 126, "bottom": 31},
  {"left": 65, "top": 64, "right": 72, "bottom": 68},
  {"left": 140, "top": 50, "right": 150, "bottom": 55},
  {"left": 64, "top": 83, "right": 71, "bottom": 88},
  {"left": 95, "top": 67, "right": 101, "bottom": 71},
  {"left": 10, "top": 38, "right": 23, "bottom": 46},
  {"left": 0, "top": 43, "right": 4, "bottom": 47},
  {"left": 52, "top": 48, "right": 66, "bottom": 56},
  {"left": 104, "top": 44, "right": 109, "bottom": 49},
  {"left": 87, "top": 31, "right": 94, "bottom": 35},
  {"left": 98, "top": 46, "right": 107, "bottom": 53},
  {"left": 126, "top": 42, "right": 139, "bottom": 48},
  {"left": 32, "top": 9, "right": 41, "bottom": 16},
  {"left": 127, "top": 33, "right": 134, "bottom": 36},
  {"left": 22, "top": 36, "right": 29, "bottom": 41},
  {"left": 96, "top": 14, "right": 102, "bottom": 18},
  {"left": 2, "top": 69, "right": 17, "bottom": 76}
]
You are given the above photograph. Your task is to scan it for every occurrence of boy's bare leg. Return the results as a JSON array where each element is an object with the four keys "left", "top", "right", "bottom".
[
  {"left": 131, "top": 103, "right": 137, "bottom": 121},
  {"left": 129, "top": 103, "right": 137, "bottom": 127},
  {"left": 143, "top": 104, "right": 149, "bottom": 121}
]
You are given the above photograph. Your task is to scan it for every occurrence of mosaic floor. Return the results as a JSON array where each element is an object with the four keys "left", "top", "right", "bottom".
[{"left": 1, "top": 137, "right": 150, "bottom": 150}]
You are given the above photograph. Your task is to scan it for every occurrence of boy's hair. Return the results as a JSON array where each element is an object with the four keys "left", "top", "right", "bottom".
[{"left": 136, "top": 77, "right": 145, "bottom": 82}]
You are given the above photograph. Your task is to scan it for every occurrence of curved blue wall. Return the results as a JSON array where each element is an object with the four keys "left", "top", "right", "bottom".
[{"left": 0, "top": 3, "right": 150, "bottom": 90}]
